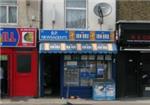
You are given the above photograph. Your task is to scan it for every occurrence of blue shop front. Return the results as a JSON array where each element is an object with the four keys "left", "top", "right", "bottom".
[{"left": 39, "top": 30, "right": 117, "bottom": 99}]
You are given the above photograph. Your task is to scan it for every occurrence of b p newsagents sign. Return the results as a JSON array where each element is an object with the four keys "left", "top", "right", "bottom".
[
  {"left": 40, "top": 30, "right": 69, "bottom": 41},
  {"left": 0, "top": 28, "right": 37, "bottom": 47},
  {"left": 39, "top": 30, "right": 114, "bottom": 41}
]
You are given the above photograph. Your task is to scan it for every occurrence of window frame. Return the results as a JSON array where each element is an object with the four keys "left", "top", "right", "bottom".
[
  {"left": 17, "top": 54, "right": 31, "bottom": 73},
  {"left": 65, "top": 0, "right": 88, "bottom": 29},
  {"left": 0, "top": 3, "right": 18, "bottom": 25}
]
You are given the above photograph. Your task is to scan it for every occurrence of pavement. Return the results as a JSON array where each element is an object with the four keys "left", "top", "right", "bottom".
[{"left": 1, "top": 97, "right": 150, "bottom": 105}]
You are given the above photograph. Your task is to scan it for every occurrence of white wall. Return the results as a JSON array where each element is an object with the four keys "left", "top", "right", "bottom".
[{"left": 43, "top": 0, "right": 116, "bottom": 31}]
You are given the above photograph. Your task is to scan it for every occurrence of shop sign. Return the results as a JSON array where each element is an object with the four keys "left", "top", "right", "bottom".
[
  {"left": 0, "top": 28, "right": 36, "bottom": 47},
  {"left": 74, "top": 31, "right": 90, "bottom": 40},
  {"left": 41, "top": 43, "right": 115, "bottom": 52},
  {"left": 50, "top": 43, "right": 61, "bottom": 50},
  {"left": 81, "top": 43, "right": 93, "bottom": 51},
  {"left": 65, "top": 43, "right": 77, "bottom": 51},
  {"left": 39, "top": 30, "right": 113, "bottom": 41},
  {"left": 40, "top": 30, "right": 69, "bottom": 41},
  {"left": 95, "top": 31, "right": 110, "bottom": 40}
]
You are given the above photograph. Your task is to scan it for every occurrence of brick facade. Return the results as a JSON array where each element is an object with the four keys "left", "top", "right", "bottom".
[{"left": 117, "top": 0, "right": 150, "bottom": 21}]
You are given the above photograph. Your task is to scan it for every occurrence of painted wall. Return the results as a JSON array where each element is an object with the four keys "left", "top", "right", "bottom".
[
  {"left": 0, "top": 0, "right": 41, "bottom": 28},
  {"left": 43, "top": 0, "right": 116, "bottom": 31}
]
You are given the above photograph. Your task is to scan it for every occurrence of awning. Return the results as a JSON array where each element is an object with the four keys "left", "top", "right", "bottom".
[{"left": 39, "top": 42, "right": 117, "bottom": 54}]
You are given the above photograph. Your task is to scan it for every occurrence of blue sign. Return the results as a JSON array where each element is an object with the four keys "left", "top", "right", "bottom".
[
  {"left": 0, "top": 28, "right": 18, "bottom": 47},
  {"left": 40, "top": 30, "right": 69, "bottom": 41},
  {"left": 39, "top": 30, "right": 112, "bottom": 41},
  {"left": 95, "top": 31, "right": 110, "bottom": 40},
  {"left": 75, "top": 31, "right": 90, "bottom": 40}
]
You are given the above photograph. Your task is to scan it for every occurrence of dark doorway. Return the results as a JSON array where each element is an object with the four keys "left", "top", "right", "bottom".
[
  {"left": 117, "top": 52, "right": 141, "bottom": 98},
  {"left": 1, "top": 60, "right": 8, "bottom": 98},
  {"left": 141, "top": 53, "right": 150, "bottom": 97},
  {"left": 43, "top": 54, "right": 60, "bottom": 97},
  {"left": 125, "top": 52, "right": 141, "bottom": 97}
]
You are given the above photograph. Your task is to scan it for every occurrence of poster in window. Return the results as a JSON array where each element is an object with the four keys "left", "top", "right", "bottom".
[
  {"left": 64, "top": 55, "right": 71, "bottom": 60},
  {"left": 81, "top": 55, "right": 88, "bottom": 60},
  {"left": 89, "top": 55, "right": 95, "bottom": 60},
  {"left": 97, "top": 66, "right": 104, "bottom": 79},
  {"left": 97, "top": 55, "right": 104, "bottom": 60},
  {"left": 22, "top": 32, "right": 34, "bottom": 43}
]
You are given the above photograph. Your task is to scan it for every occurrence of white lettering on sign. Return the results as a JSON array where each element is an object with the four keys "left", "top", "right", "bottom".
[
  {"left": 41, "top": 35, "right": 68, "bottom": 40},
  {"left": 66, "top": 44, "right": 76, "bottom": 50},
  {"left": 51, "top": 31, "right": 58, "bottom": 35},
  {"left": 96, "top": 33, "right": 110, "bottom": 40},
  {"left": 76, "top": 33, "right": 89, "bottom": 39}
]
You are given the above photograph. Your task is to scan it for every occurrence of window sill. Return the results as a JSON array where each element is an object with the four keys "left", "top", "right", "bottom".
[{"left": 0, "top": 23, "right": 18, "bottom": 27}]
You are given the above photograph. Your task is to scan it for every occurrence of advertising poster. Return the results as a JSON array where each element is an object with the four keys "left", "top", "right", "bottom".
[
  {"left": 105, "top": 82, "right": 116, "bottom": 100},
  {"left": 97, "top": 66, "right": 104, "bottom": 79},
  {"left": 0, "top": 28, "right": 36, "bottom": 47},
  {"left": 93, "top": 82, "right": 106, "bottom": 100}
]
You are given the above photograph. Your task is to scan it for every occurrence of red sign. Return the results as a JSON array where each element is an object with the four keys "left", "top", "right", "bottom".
[{"left": 0, "top": 28, "right": 37, "bottom": 47}]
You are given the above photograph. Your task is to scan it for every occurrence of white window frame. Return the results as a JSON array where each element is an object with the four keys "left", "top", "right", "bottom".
[
  {"left": 0, "top": 3, "right": 18, "bottom": 25},
  {"left": 65, "top": 0, "right": 88, "bottom": 30}
]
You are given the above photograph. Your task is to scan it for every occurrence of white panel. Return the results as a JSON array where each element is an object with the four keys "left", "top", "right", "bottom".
[{"left": 43, "top": 0, "right": 116, "bottom": 31}]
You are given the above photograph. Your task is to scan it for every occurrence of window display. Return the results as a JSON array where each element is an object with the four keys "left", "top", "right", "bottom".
[{"left": 64, "top": 55, "right": 112, "bottom": 87}]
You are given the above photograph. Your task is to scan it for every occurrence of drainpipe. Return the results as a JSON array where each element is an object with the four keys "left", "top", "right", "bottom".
[{"left": 38, "top": 0, "right": 43, "bottom": 97}]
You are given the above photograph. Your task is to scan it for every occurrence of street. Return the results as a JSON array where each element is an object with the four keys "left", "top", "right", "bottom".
[{"left": 1, "top": 97, "right": 150, "bottom": 105}]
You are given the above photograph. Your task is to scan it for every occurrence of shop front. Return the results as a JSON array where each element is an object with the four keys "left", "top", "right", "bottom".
[
  {"left": 39, "top": 30, "right": 117, "bottom": 98},
  {"left": 0, "top": 28, "right": 38, "bottom": 97},
  {"left": 117, "top": 22, "right": 150, "bottom": 98}
]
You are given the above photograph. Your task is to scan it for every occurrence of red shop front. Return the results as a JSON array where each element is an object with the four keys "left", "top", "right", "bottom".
[{"left": 0, "top": 28, "right": 38, "bottom": 97}]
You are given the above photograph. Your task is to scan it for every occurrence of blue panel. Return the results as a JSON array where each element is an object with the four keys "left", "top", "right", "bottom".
[
  {"left": 75, "top": 31, "right": 90, "bottom": 40},
  {"left": 62, "top": 87, "right": 92, "bottom": 98},
  {"left": 95, "top": 31, "right": 110, "bottom": 40},
  {"left": 40, "top": 54, "right": 45, "bottom": 96},
  {"left": 0, "top": 28, "right": 19, "bottom": 47},
  {"left": 39, "top": 30, "right": 69, "bottom": 41}
]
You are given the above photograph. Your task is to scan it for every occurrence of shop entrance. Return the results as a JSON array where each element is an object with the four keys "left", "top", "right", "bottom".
[
  {"left": 141, "top": 53, "right": 150, "bottom": 97},
  {"left": 0, "top": 56, "right": 8, "bottom": 98},
  {"left": 125, "top": 52, "right": 141, "bottom": 97},
  {"left": 117, "top": 52, "right": 141, "bottom": 98},
  {"left": 43, "top": 54, "right": 61, "bottom": 97}
]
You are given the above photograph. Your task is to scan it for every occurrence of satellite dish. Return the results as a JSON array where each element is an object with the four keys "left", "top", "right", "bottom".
[{"left": 94, "top": 3, "right": 112, "bottom": 17}]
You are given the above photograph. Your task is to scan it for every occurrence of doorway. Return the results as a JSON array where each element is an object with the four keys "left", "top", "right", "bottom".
[
  {"left": 125, "top": 52, "right": 141, "bottom": 97},
  {"left": 141, "top": 53, "right": 150, "bottom": 97},
  {"left": 43, "top": 54, "right": 61, "bottom": 97},
  {"left": 117, "top": 52, "right": 141, "bottom": 98},
  {"left": 0, "top": 60, "right": 8, "bottom": 97}
]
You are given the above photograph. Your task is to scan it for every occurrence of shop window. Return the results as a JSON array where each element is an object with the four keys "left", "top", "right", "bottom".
[
  {"left": 0, "top": 0, "right": 17, "bottom": 24},
  {"left": 64, "top": 55, "right": 113, "bottom": 87},
  {"left": 65, "top": 0, "right": 87, "bottom": 29},
  {"left": 17, "top": 55, "right": 31, "bottom": 73}
]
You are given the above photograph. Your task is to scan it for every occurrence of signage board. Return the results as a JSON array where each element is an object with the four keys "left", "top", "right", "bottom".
[
  {"left": 40, "top": 42, "right": 116, "bottom": 52},
  {"left": 39, "top": 30, "right": 113, "bottom": 41},
  {"left": 39, "top": 30, "right": 69, "bottom": 41},
  {"left": 0, "top": 28, "right": 36, "bottom": 47}
]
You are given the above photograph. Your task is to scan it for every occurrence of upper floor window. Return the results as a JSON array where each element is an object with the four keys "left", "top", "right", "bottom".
[
  {"left": 0, "top": 0, "right": 17, "bottom": 24},
  {"left": 65, "top": 0, "right": 87, "bottom": 29}
]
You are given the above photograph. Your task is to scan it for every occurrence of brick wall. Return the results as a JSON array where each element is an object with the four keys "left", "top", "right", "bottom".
[{"left": 117, "top": 0, "right": 150, "bottom": 21}]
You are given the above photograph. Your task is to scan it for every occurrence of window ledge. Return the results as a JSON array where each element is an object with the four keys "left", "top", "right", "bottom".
[{"left": 0, "top": 23, "right": 18, "bottom": 27}]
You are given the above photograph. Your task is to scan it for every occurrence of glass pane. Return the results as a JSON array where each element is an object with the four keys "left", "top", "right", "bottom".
[
  {"left": 66, "top": 9, "right": 86, "bottom": 28},
  {"left": 17, "top": 55, "right": 31, "bottom": 73},
  {"left": 0, "top": 0, "right": 17, "bottom": 4},
  {"left": 66, "top": 0, "right": 86, "bottom": 8},
  {"left": 0, "top": 6, "right": 6, "bottom": 23},
  {"left": 9, "top": 6, "right": 17, "bottom": 23}
]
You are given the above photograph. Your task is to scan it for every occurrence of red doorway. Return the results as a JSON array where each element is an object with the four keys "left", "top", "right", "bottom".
[
  {"left": 0, "top": 48, "right": 38, "bottom": 97},
  {"left": 12, "top": 49, "right": 38, "bottom": 96}
]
